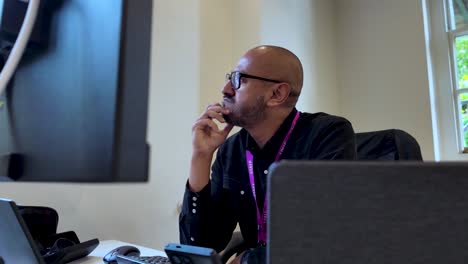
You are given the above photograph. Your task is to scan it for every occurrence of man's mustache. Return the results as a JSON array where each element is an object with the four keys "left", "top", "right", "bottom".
[{"left": 223, "top": 97, "right": 234, "bottom": 105}]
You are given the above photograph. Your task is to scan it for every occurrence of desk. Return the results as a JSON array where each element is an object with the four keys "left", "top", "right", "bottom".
[{"left": 70, "top": 240, "right": 167, "bottom": 264}]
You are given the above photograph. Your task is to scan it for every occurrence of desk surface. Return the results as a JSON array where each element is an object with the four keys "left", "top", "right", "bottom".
[{"left": 70, "top": 240, "right": 166, "bottom": 264}]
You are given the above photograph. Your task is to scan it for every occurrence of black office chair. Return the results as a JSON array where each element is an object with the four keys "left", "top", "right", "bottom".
[
  {"left": 355, "top": 129, "right": 423, "bottom": 161},
  {"left": 219, "top": 128, "right": 423, "bottom": 262}
]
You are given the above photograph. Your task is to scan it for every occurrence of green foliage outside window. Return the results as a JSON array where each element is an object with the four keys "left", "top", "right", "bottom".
[{"left": 455, "top": 36, "right": 468, "bottom": 147}]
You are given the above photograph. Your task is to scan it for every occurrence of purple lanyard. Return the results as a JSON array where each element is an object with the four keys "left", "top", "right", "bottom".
[{"left": 245, "top": 111, "right": 300, "bottom": 245}]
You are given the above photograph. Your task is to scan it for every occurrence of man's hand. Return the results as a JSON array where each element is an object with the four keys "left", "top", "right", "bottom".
[
  {"left": 189, "top": 103, "right": 234, "bottom": 192},
  {"left": 192, "top": 103, "right": 233, "bottom": 156}
]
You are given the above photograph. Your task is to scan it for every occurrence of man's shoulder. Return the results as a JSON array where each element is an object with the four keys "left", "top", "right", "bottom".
[{"left": 300, "top": 112, "right": 352, "bottom": 127}]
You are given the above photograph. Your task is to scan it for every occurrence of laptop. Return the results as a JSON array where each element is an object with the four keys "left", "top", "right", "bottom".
[
  {"left": 267, "top": 161, "right": 468, "bottom": 264},
  {"left": 0, "top": 198, "right": 45, "bottom": 264},
  {"left": 0, "top": 199, "right": 98, "bottom": 264}
]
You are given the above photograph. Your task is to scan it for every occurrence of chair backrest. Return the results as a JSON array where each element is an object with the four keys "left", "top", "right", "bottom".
[{"left": 355, "top": 129, "right": 423, "bottom": 161}]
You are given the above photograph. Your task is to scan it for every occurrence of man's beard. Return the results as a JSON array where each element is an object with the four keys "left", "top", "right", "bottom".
[{"left": 223, "top": 96, "right": 266, "bottom": 128}]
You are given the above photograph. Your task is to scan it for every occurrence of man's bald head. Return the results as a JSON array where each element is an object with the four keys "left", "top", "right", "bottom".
[{"left": 240, "top": 45, "right": 303, "bottom": 104}]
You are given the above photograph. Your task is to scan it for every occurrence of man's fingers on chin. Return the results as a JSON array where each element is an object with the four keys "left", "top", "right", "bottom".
[
  {"left": 206, "top": 102, "right": 221, "bottom": 110},
  {"left": 207, "top": 111, "right": 226, "bottom": 122},
  {"left": 207, "top": 104, "right": 225, "bottom": 113},
  {"left": 199, "top": 119, "right": 219, "bottom": 132},
  {"left": 199, "top": 107, "right": 221, "bottom": 119},
  {"left": 194, "top": 119, "right": 214, "bottom": 130}
]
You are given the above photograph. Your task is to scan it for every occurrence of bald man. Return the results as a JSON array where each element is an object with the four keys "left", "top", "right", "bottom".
[{"left": 179, "top": 46, "right": 356, "bottom": 263}]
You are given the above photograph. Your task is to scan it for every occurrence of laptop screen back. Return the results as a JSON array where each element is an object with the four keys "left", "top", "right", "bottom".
[
  {"left": 267, "top": 161, "right": 468, "bottom": 264},
  {"left": 0, "top": 199, "right": 43, "bottom": 264}
]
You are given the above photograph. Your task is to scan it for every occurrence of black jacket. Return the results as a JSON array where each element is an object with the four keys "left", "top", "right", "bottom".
[{"left": 179, "top": 109, "right": 357, "bottom": 252}]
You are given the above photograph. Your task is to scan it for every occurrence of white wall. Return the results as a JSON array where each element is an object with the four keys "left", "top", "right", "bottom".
[
  {"left": 143, "top": 0, "right": 200, "bottom": 249},
  {"left": 199, "top": 0, "right": 233, "bottom": 112},
  {"left": 335, "top": 0, "right": 435, "bottom": 160},
  {"left": 260, "top": 0, "right": 340, "bottom": 114},
  {"left": 232, "top": 0, "right": 262, "bottom": 61},
  {"left": 198, "top": 0, "right": 264, "bottom": 118}
]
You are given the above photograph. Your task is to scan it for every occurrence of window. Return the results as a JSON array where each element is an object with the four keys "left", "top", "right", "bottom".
[
  {"left": 422, "top": 0, "right": 468, "bottom": 159},
  {"left": 448, "top": 0, "right": 468, "bottom": 152}
]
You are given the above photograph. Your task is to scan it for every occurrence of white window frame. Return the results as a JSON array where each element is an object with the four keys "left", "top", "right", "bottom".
[
  {"left": 447, "top": 29, "right": 468, "bottom": 153},
  {"left": 423, "top": 0, "right": 468, "bottom": 160}
]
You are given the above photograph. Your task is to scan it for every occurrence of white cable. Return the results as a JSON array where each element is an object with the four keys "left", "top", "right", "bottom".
[{"left": 0, "top": 0, "right": 41, "bottom": 97}]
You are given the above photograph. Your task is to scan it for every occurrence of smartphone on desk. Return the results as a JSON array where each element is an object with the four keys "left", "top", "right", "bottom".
[{"left": 164, "top": 243, "right": 221, "bottom": 264}]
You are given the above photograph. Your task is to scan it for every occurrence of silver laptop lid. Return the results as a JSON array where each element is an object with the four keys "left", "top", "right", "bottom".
[
  {"left": 267, "top": 161, "right": 468, "bottom": 264},
  {"left": 0, "top": 198, "right": 44, "bottom": 264}
]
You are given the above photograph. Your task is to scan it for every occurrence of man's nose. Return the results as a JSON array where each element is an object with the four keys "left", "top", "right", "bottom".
[{"left": 222, "top": 80, "right": 235, "bottom": 96}]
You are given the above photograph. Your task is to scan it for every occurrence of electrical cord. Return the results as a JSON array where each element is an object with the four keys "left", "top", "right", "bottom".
[
  {"left": 0, "top": 0, "right": 41, "bottom": 97},
  {"left": 0, "top": 46, "right": 12, "bottom": 79}
]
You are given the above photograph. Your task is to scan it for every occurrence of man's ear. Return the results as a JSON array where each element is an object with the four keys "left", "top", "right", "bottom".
[{"left": 267, "top": 83, "right": 291, "bottom": 107}]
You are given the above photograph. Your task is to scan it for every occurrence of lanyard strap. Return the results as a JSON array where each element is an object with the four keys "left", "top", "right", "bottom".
[{"left": 246, "top": 111, "right": 300, "bottom": 245}]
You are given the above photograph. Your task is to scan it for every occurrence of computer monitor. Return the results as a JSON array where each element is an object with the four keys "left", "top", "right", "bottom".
[{"left": 0, "top": 0, "right": 152, "bottom": 182}]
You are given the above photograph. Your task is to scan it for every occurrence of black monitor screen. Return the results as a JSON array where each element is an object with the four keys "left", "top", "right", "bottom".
[{"left": 0, "top": 0, "right": 152, "bottom": 182}]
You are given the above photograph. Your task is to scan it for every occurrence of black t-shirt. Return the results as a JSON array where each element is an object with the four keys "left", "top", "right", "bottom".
[{"left": 179, "top": 108, "right": 357, "bottom": 253}]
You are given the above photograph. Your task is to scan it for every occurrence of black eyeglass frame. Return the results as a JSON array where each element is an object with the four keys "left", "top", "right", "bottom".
[{"left": 226, "top": 71, "right": 282, "bottom": 90}]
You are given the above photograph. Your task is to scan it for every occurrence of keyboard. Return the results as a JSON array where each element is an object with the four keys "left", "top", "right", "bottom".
[{"left": 116, "top": 254, "right": 171, "bottom": 264}]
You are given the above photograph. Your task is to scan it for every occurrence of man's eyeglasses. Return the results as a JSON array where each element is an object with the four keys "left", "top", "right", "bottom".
[{"left": 225, "top": 71, "right": 282, "bottom": 90}]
